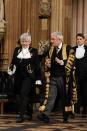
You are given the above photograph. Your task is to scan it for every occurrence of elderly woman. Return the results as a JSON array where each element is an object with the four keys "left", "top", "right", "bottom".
[{"left": 8, "top": 33, "right": 42, "bottom": 123}]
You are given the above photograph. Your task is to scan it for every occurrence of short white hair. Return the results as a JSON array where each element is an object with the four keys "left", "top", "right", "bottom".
[
  {"left": 20, "top": 33, "right": 31, "bottom": 42},
  {"left": 51, "top": 32, "right": 63, "bottom": 41}
]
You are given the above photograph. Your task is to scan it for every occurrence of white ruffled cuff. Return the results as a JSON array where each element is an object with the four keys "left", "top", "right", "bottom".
[
  {"left": 35, "top": 80, "right": 42, "bottom": 85},
  {"left": 7, "top": 65, "right": 16, "bottom": 75}
]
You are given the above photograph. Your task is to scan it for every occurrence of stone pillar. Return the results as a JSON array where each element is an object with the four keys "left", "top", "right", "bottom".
[
  {"left": 51, "top": 0, "right": 64, "bottom": 33},
  {"left": 51, "top": 0, "right": 73, "bottom": 45},
  {"left": 83, "top": 0, "right": 87, "bottom": 34}
]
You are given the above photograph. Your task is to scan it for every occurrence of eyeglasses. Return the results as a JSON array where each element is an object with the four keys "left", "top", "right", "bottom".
[{"left": 21, "top": 40, "right": 29, "bottom": 42}]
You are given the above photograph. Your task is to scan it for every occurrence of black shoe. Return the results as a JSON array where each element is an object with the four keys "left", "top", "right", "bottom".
[
  {"left": 70, "top": 113, "right": 75, "bottom": 119},
  {"left": 63, "top": 119, "right": 69, "bottom": 123},
  {"left": 37, "top": 113, "right": 50, "bottom": 123},
  {"left": 63, "top": 116, "right": 69, "bottom": 123},
  {"left": 24, "top": 114, "right": 32, "bottom": 121},
  {"left": 16, "top": 115, "right": 24, "bottom": 123}
]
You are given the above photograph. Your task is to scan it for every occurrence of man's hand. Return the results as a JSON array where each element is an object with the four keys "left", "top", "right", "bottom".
[
  {"left": 55, "top": 57, "right": 64, "bottom": 65},
  {"left": 35, "top": 80, "right": 42, "bottom": 85}
]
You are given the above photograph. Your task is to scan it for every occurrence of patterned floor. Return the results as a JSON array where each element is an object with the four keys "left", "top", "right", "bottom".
[{"left": 0, "top": 112, "right": 87, "bottom": 131}]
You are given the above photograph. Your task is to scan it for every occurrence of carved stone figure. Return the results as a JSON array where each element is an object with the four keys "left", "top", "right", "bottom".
[
  {"left": 39, "top": 1, "right": 51, "bottom": 18},
  {"left": 38, "top": 40, "right": 50, "bottom": 55},
  {"left": 0, "top": 0, "right": 6, "bottom": 41}
]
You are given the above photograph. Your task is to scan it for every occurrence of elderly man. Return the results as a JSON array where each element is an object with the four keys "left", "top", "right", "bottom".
[{"left": 37, "top": 32, "right": 71, "bottom": 123}]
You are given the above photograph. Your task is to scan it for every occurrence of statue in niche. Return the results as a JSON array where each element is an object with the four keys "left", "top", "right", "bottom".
[
  {"left": 39, "top": 1, "right": 51, "bottom": 18},
  {"left": 0, "top": 0, "right": 6, "bottom": 41},
  {"left": 38, "top": 40, "right": 50, "bottom": 55}
]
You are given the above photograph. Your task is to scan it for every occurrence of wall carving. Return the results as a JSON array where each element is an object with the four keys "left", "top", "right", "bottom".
[
  {"left": 0, "top": 0, "right": 6, "bottom": 42},
  {"left": 39, "top": 1, "right": 51, "bottom": 18},
  {"left": 38, "top": 40, "right": 50, "bottom": 55}
]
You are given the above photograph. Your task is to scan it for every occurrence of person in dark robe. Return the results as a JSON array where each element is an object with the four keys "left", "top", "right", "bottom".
[
  {"left": 37, "top": 31, "right": 71, "bottom": 123},
  {"left": 8, "top": 33, "right": 42, "bottom": 123},
  {"left": 74, "top": 33, "right": 87, "bottom": 117}
]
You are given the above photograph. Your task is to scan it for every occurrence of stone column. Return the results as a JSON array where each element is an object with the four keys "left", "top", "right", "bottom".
[
  {"left": 51, "top": 0, "right": 73, "bottom": 45},
  {"left": 51, "top": 0, "right": 64, "bottom": 33}
]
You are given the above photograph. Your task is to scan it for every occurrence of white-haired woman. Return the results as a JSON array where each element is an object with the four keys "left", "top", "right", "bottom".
[{"left": 8, "top": 33, "right": 42, "bottom": 123}]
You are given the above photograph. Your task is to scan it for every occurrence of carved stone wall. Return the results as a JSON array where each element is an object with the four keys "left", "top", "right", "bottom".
[
  {"left": 71, "top": 0, "right": 87, "bottom": 45},
  {"left": 39, "top": 1, "right": 51, "bottom": 18},
  {"left": 0, "top": 0, "right": 6, "bottom": 41},
  {"left": 51, "top": 0, "right": 72, "bottom": 44},
  {"left": 0, "top": 0, "right": 51, "bottom": 71},
  {"left": 0, "top": 0, "right": 87, "bottom": 70}
]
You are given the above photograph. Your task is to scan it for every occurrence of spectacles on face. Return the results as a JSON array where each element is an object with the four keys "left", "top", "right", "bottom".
[
  {"left": 21, "top": 40, "right": 31, "bottom": 48},
  {"left": 21, "top": 40, "right": 29, "bottom": 43},
  {"left": 51, "top": 36, "right": 61, "bottom": 46}
]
